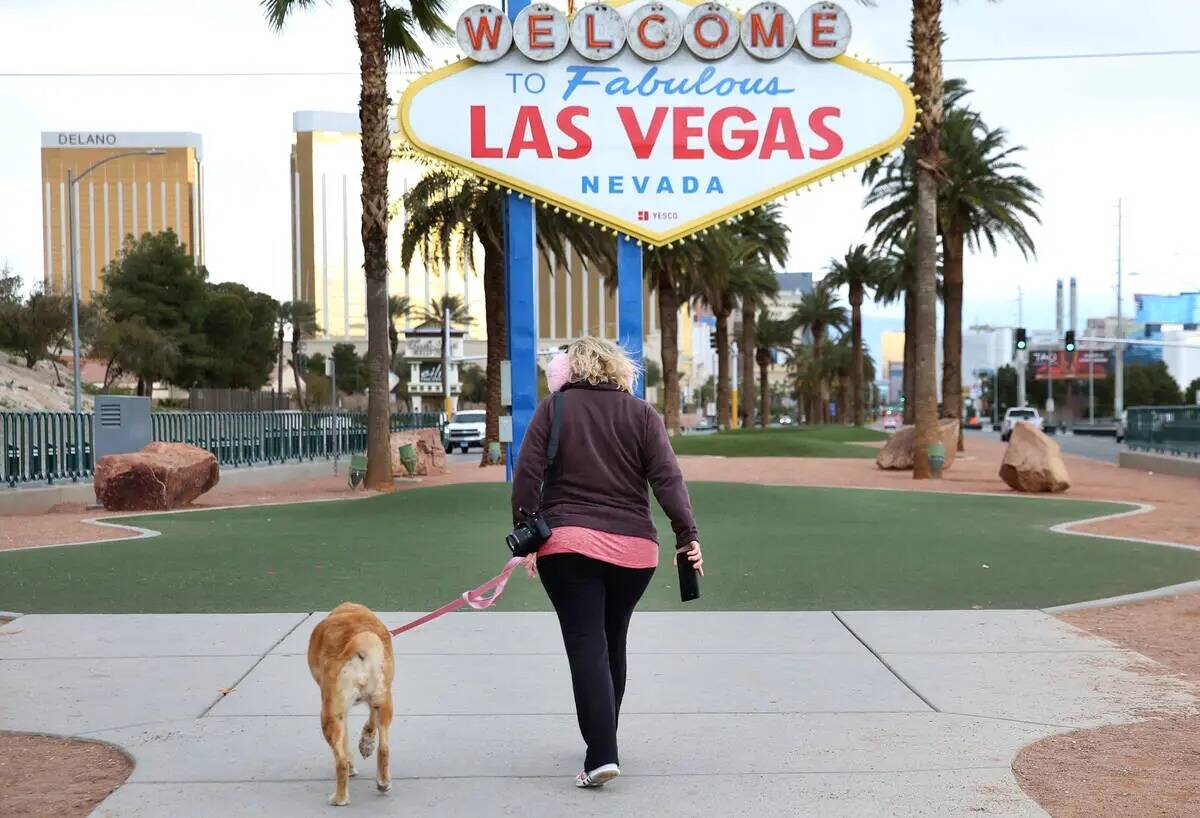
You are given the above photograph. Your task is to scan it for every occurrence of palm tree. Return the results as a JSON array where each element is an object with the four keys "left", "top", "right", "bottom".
[
  {"left": 938, "top": 109, "right": 1040, "bottom": 447},
  {"left": 388, "top": 294, "right": 410, "bottom": 371},
  {"left": 734, "top": 206, "right": 788, "bottom": 429},
  {"left": 754, "top": 313, "right": 794, "bottom": 427},
  {"left": 275, "top": 301, "right": 293, "bottom": 402},
  {"left": 287, "top": 301, "right": 320, "bottom": 410},
  {"left": 787, "top": 342, "right": 818, "bottom": 424},
  {"left": 645, "top": 240, "right": 701, "bottom": 436},
  {"left": 823, "top": 334, "right": 879, "bottom": 424},
  {"left": 420, "top": 294, "right": 472, "bottom": 414},
  {"left": 791, "top": 284, "right": 847, "bottom": 423},
  {"left": 908, "top": 0, "right": 945, "bottom": 478},
  {"left": 420, "top": 294, "right": 472, "bottom": 328},
  {"left": 872, "top": 242, "right": 915, "bottom": 422},
  {"left": 693, "top": 234, "right": 775, "bottom": 430},
  {"left": 866, "top": 95, "right": 1040, "bottom": 448},
  {"left": 401, "top": 156, "right": 610, "bottom": 464},
  {"left": 263, "top": 0, "right": 449, "bottom": 490},
  {"left": 824, "top": 333, "right": 852, "bottom": 423},
  {"left": 822, "top": 244, "right": 887, "bottom": 426}
]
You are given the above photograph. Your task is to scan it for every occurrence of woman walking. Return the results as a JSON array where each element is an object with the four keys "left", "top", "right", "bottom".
[{"left": 512, "top": 336, "right": 703, "bottom": 788}]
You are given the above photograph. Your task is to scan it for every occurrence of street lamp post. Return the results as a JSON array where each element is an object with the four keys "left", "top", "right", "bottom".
[
  {"left": 65, "top": 149, "right": 166, "bottom": 477},
  {"left": 1113, "top": 198, "right": 1124, "bottom": 420}
]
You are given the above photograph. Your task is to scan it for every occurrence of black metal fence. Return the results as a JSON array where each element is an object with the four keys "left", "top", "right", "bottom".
[{"left": 1, "top": 410, "right": 444, "bottom": 487}]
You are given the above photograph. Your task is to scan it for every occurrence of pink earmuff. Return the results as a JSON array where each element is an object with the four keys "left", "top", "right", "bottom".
[{"left": 547, "top": 352, "right": 570, "bottom": 393}]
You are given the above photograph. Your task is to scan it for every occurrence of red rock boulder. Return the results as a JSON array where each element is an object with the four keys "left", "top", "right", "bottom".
[
  {"left": 999, "top": 422, "right": 1071, "bottom": 493},
  {"left": 94, "top": 442, "right": 220, "bottom": 511},
  {"left": 876, "top": 419, "right": 961, "bottom": 471},
  {"left": 389, "top": 428, "right": 448, "bottom": 477}
]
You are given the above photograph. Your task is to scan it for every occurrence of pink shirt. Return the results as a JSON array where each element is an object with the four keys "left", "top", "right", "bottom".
[{"left": 539, "top": 525, "right": 659, "bottom": 569}]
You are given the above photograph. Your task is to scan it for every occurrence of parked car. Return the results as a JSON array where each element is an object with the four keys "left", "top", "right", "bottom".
[
  {"left": 1000, "top": 407, "right": 1043, "bottom": 442},
  {"left": 777, "top": 415, "right": 794, "bottom": 426},
  {"left": 882, "top": 414, "right": 899, "bottom": 431},
  {"left": 443, "top": 410, "right": 486, "bottom": 453}
]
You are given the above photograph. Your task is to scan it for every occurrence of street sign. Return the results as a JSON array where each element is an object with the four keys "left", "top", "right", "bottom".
[{"left": 400, "top": 0, "right": 915, "bottom": 246}]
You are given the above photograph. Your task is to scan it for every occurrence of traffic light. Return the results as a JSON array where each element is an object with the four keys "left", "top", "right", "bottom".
[
  {"left": 1015, "top": 328, "right": 1027, "bottom": 351},
  {"left": 709, "top": 334, "right": 718, "bottom": 350},
  {"left": 1064, "top": 330, "right": 1076, "bottom": 353}
]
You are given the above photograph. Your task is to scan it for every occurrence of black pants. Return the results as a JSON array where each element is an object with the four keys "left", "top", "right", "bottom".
[{"left": 538, "top": 553, "right": 655, "bottom": 771}]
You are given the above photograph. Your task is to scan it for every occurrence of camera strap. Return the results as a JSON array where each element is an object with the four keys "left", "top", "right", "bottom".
[{"left": 538, "top": 390, "right": 565, "bottom": 507}]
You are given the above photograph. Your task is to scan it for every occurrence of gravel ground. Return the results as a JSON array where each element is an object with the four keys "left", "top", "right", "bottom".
[{"left": 1014, "top": 593, "right": 1200, "bottom": 817}]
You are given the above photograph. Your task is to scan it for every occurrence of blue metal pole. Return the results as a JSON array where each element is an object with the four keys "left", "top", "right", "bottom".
[
  {"left": 504, "top": 0, "right": 536, "bottom": 480},
  {"left": 617, "top": 234, "right": 645, "bottom": 399},
  {"left": 506, "top": 194, "right": 537, "bottom": 476}
]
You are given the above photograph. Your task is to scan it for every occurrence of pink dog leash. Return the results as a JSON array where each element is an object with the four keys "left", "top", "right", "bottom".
[{"left": 388, "top": 557, "right": 525, "bottom": 637}]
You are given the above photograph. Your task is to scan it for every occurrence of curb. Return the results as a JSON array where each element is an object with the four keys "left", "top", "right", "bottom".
[
  {"left": 0, "top": 493, "right": 379, "bottom": 554},
  {"left": 1046, "top": 580, "right": 1200, "bottom": 613}
]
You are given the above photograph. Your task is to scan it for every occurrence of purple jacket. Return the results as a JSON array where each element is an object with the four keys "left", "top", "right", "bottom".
[{"left": 511, "top": 381, "right": 699, "bottom": 547}]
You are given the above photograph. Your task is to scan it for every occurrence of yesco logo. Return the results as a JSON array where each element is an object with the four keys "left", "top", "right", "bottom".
[
  {"left": 457, "top": 2, "right": 850, "bottom": 63},
  {"left": 401, "top": 0, "right": 912, "bottom": 246}
]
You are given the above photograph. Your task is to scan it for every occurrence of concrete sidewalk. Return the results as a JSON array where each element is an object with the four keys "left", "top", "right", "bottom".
[{"left": 0, "top": 611, "right": 1193, "bottom": 817}]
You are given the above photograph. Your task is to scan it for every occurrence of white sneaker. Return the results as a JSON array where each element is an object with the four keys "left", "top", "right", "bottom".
[{"left": 575, "top": 763, "right": 620, "bottom": 788}]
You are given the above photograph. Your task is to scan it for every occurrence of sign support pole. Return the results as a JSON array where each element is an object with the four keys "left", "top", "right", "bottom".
[
  {"left": 617, "top": 234, "right": 645, "bottom": 399},
  {"left": 504, "top": 0, "right": 536, "bottom": 479}
]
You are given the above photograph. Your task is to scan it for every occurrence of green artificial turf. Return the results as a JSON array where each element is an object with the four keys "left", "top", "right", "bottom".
[
  {"left": 2, "top": 483, "right": 1197, "bottom": 614},
  {"left": 670, "top": 425, "right": 888, "bottom": 458}
]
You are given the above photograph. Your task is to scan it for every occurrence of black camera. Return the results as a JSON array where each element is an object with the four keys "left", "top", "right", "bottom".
[{"left": 506, "top": 507, "right": 551, "bottom": 557}]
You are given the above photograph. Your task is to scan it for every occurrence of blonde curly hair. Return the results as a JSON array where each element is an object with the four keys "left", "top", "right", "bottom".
[{"left": 565, "top": 336, "right": 641, "bottom": 393}]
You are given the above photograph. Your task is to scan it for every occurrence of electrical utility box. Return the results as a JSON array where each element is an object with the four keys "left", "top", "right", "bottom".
[{"left": 93, "top": 395, "right": 152, "bottom": 460}]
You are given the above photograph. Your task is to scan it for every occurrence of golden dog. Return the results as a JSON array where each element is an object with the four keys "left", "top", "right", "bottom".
[{"left": 308, "top": 602, "right": 395, "bottom": 806}]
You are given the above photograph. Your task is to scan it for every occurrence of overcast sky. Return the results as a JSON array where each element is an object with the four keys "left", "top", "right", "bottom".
[{"left": 3, "top": 0, "right": 1199, "bottom": 353}]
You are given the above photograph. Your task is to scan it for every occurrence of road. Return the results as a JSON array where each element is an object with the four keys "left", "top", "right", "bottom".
[{"left": 965, "top": 428, "right": 1123, "bottom": 464}]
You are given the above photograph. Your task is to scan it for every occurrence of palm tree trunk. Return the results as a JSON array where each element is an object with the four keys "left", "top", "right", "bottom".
[
  {"left": 739, "top": 302, "right": 755, "bottom": 429},
  {"left": 911, "top": 0, "right": 945, "bottom": 480},
  {"left": 292, "top": 334, "right": 306, "bottom": 411},
  {"left": 850, "top": 282, "right": 864, "bottom": 426},
  {"left": 903, "top": 288, "right": 916, "bottom": 424},
  {"left": 758, "top": 358, "right": 770, "bottom": 427},
  {"left": 276, "top": 325, "right": 285, "bottom": 402},
  {"left": 942, "top": 228, "right": 965, "bottom": 451},
  {"left": 658, "top": 270, "right": 681, "bottom": 435},
  {"left": 481, "top": 241, "right": 506, "bottom": 465},
  {"left": 716, "top": 310, "right": 732, "bottom": 429},
  {"left": 814, "top": 331, "right": 828, "bottom": 424},
  {"left": 353, "top": 0, "right": 393, "bottom": 490},
  {"left": 389, "top": 323, "right": 399, "bottom": 372}
]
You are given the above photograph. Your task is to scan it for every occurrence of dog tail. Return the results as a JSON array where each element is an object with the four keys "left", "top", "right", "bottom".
[
  {"left": 348, "top": 630, "right": 386, "bottom": 673},
  {"left": 348, "top": 628, "right": 384, "bottom": 686}
]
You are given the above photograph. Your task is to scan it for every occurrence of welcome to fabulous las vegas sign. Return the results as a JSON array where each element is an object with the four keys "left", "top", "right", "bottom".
[{"left": 399, "top": 0, "right": 915, "bottom": 247}]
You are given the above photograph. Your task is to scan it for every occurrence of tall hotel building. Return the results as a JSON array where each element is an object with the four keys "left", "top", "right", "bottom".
[
  {"left": 289, "top": 111, "right": 696, "bottom": 384},
  {"left": 41, "top": 131, "right": 204, "bottom": 302}
]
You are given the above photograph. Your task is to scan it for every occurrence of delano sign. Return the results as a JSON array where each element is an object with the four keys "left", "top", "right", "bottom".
[{"left": 400, "top": 0, "right": 915, "bottom": 246}]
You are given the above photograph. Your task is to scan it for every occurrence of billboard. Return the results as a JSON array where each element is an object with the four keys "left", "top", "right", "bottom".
[
  {"left": 1031, "top": 349, "right": 1111, "bottom": 380},
  {"left": 399, "top": 0, "right": 915, "bottom": 246}
]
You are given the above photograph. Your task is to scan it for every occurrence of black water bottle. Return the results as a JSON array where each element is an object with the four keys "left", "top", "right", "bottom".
[{"left": 676, "top": 545, "right": 701, "bottom": 602}]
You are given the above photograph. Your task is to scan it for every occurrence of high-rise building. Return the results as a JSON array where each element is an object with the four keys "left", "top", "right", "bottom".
[
  {"left": 41, "top": 131, "right": 203, "bottom": 302},
  {"left": 290, "top": 111, "right": 694, "bottom": 387}
]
